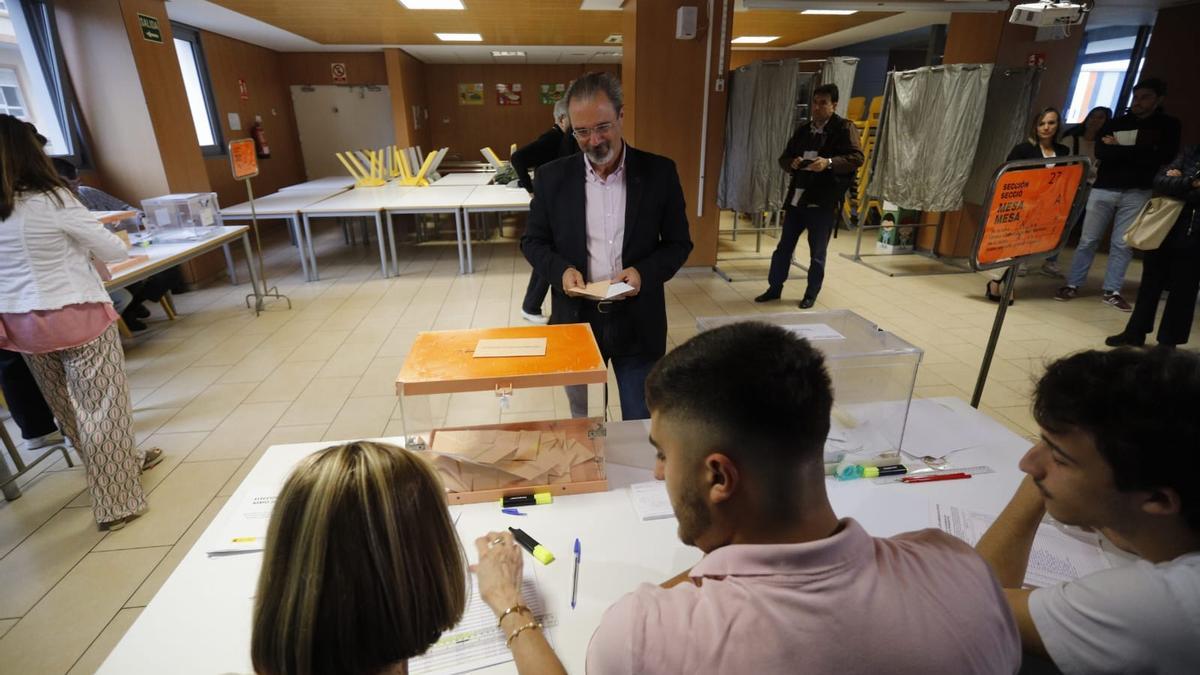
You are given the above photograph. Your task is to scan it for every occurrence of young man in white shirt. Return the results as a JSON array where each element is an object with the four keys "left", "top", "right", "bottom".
[{"left": 977, "top": 347, "right": 1200, "bottom": 674}]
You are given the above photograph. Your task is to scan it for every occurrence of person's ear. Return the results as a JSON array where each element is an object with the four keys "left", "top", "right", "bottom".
[
  {"left": 705, "top": 453, "right": 739, "bottom": 506},
  {"left": 1139, "top": 487, "right": 1183, "bottom": 518}
]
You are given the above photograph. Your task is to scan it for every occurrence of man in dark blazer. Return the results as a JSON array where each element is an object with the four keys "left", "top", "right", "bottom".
[
  {"left": 522, "top": 72, "right": 693, "bottom": 420},
  {"left": 512, "top": 98, "right": 579, "bottom": 324}
]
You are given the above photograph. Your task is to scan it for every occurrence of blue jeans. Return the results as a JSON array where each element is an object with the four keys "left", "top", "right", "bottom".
[
  {"left": 1065, "top": 188, "right": 1151, "bottom": 294},
  {"left": 566, "top": 354, "right": 656, "bottom": 421},
  {"left": 767, "top": 204, "right": 835, "bottom": 299}
]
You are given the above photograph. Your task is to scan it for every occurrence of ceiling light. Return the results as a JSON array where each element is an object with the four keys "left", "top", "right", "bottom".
[
  {"left": 491, "top": 51, "right": 525, "bottom": 57},
  {"left": 436, "top": 33, "right": 483, "bottom": 41},
  {"left": 731, "top": 36, "right": 779, "bottom": 44},
  {"left": 801, "top": 9, "right": 858, "bottom": 15},
  {"left": 398, "top": 0, "right": 464, "bottom": 9}
]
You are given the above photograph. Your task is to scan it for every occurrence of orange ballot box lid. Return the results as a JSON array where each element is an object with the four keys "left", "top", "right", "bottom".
[{"left": 396, "top": 323, "right": 607, "bottom": 397}]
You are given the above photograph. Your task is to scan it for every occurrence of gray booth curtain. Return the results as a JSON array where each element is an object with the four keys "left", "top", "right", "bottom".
[
  {"left": 962, "top": 67, "right": 1042, "bottom": 205},
  {"left": 717, "top": 59, "right": 802, "bottom": 214},
  {"left": 822, "top": 56, "right": 860, "bottom": 118},
  {"left": 870, "top": 64, "right": 994, "bottom": 212}
]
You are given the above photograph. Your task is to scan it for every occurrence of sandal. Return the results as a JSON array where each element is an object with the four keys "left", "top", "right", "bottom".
[{"left": 141, "top": 448, "right": 164, "bottom": 472}]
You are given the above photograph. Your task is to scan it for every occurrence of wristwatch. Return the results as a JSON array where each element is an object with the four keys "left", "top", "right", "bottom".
[{"left": 821, "top": 158, "right": 832, "bottom": 171}]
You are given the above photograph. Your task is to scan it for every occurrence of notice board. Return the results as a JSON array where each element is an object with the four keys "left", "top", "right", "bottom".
[{"left": 971, "top": 157, "right": 1090, "bottom": 271}]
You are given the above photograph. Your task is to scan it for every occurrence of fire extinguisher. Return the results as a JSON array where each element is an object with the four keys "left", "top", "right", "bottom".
[{"left": 251, "top": 121, "right": 271, "bottom": 159}]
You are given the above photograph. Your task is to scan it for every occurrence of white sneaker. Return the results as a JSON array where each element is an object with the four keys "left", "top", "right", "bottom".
[
  {"left": 23, "top": 431, "right": 64, "bottom": 452},
  {"left": 521, "top": 310, "right": 549, "bottom": 325}
]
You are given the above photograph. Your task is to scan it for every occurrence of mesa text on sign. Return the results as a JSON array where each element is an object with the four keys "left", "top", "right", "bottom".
[{"left": 977, "top": 163, "right": 1085, "bottom": 265}]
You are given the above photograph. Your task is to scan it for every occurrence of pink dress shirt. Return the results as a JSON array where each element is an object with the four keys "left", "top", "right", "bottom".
[
  {"left": 586, "top": 518, "right": 1020, "bottom": 675},
  {"left": 583, "top": 144, "right": 627, "bottom": 283}
]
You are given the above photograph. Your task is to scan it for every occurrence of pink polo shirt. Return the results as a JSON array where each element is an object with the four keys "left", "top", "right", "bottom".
[
  {"left": 583, "top": 144, "right": 627, "bottom": 283},
  {"left": 586, "top": 519, "right": 1020, "bottom": 675}
]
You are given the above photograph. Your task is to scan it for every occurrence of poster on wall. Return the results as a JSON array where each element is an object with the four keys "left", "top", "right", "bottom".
[
  {"left": 331, "top": 63, "right": 348, "bottom": 84},
  {"left": 539, "top": 83, "right": 566, "bottom": 105},
  {"left": 496, "top": 83, "right": 522, "bottom": 105},
  {"left": 458, "top": 83, "right": 485, "bottom": 105}
]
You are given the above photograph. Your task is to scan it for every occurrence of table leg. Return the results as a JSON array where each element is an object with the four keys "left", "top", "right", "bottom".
[
  {"left": 290, "top": 216, "right": 310, "bottom": 281},
  {"left": 241, "top": 233, "right": 265, "bottom": 310},
  {"left": 222, "top": 243, "right": 238, "bottom": 284},
  {"left": 462, "top": 210, "right": 474, "bottom": 274},
  {"left": 385, "top": 212, "right": 399, "bottom": 277},
  {"left": 454, "top": 210, "right": 466, "bottom": 275},
  {"left": 303, "top": 213, "right": 320, "bottom": 281},
  {"left": 373, "top": 213, "right": 389, "bottom": 278}
]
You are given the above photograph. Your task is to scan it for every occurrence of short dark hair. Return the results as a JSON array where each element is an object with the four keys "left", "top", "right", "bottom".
[
  {"left": 645, "top": 322, "right": 833, "bottom": 505},
  {"left": 1034, "top": 347, "right": 1200, "bottom": 531},
  {"left": 1133, "top": 77, "right": 1167, "bottom": 97},
  {"left": 813, "top": 83, "right": 839, "bottom": 104},
  {"left": 52, "top": 158, "right": 78, "bottom": 181},
  {"left": 566, "top": 71, "right": 623, "bottom": 112}
]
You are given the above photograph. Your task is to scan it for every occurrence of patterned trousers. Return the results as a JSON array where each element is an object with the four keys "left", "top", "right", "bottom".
[{"left": 23, "top": 324, "right": 146, "bottom": 524}]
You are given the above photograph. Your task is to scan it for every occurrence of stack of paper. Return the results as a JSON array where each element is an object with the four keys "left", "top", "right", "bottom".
[
  {"left": 207, "top": 491, "right": 276, "bottom": 556},
  {"left": 629, "top": 481, "right": 675, "bottom": 521},
  {"left": 428, "top": 429, "right": 599, "bottom": 492},
  {"left": 565, "top": 280, "right": 635, "bottom": 301}
]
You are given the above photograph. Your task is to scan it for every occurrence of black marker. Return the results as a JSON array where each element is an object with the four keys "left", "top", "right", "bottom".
[{"left": 508, "top": 527, "right": 555, "bottom": 565}]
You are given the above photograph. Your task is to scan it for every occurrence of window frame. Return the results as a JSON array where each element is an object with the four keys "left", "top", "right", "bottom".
[{"left": 170, "top": 21, "right": 225, "bottom": 157}]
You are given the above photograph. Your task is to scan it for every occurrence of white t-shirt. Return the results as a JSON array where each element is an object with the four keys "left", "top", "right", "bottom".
[{"left": 1028, "top": 551, "right": 1200, "bottom": 674}]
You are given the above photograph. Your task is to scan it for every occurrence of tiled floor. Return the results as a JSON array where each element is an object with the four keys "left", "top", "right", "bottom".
[{"left": 0, "top": 213, "right": 1195, "bottom": 673}]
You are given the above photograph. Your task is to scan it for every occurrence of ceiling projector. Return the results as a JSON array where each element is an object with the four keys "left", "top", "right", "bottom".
[{"left": 1010, "top": 2, "right": 1091, "bottom": 27}]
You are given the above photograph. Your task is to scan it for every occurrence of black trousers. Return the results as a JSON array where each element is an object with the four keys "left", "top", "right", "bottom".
[
  {"left": 0, "top": 348, "right": 58, "bottom": 440},
  {"left": 521, "top": 271, "right": 550, "bottom": 315},
  {"left": 1125, "top": 219, "right": 1200, "bottom": 346},
  {"left": 767, "top": 204, "right": 835, "bottom": 300}
]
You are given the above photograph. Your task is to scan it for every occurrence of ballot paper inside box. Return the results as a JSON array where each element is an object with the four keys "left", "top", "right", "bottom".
[{"left": 422, "top": 418, "right": 607, "bottom": 504}]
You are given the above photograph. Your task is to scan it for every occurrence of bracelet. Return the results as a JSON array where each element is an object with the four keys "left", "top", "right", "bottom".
[
  {"left": 505, "top": 621, "right": 543, "bottom": 648},
  {"left": 497, "top": 604, "right": 532, "bottom": 628}
]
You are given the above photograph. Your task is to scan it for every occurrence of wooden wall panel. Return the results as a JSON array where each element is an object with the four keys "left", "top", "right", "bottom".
[
  {"left": 384, "top": 48, "right": 431, "bottom": 151},
  {"left": 425, "top": 63, "right": 618, "bottom": 160},
  {"left": 281, "top": 52, "right": 388, "bottom": 86},
  {"left": 1142, "top": 2, "right": 1200, "bottom": 146},
  {"left": 200, "top": 30, "right": 306, "bottom": 208},
  {"left": 942, "top": 12, "right": 1005, "bottom": 65}
]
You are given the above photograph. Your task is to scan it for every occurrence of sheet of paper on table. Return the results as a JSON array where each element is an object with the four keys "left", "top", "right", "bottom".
[
  {"left": 781, "top": 323, "right": 845, "bottom": 341},
  {"left": 429, "top": 429, "right": 597, "bottom": 491},
  {"left": 629, "top": 480, "right": 675, "bottom": 521},
  {"left": 473, "top": 337, "right": 547, "bottom": 358},
  {"left": 409, "top": 568, "right": 555, "bottom": 675},
  {"left": 565, "top": 280, "right": 635, "bottom": 301},
  {"left": 931, "top": 503, "right": 1111, "bottom": 587},
  {"left": 105, "top": 254, "right": 150, "bottom": 275},
  {"left": 207, "top": 491, "right": 276, "bottom": 556}
]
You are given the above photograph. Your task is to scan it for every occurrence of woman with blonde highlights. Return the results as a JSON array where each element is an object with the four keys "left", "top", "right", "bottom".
[{"left": 251, "top": 441, "right": 466, "bottom": 675}]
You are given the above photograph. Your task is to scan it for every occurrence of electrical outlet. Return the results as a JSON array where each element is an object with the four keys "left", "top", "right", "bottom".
[{"left": 715, "top": 78, "right": 725, "bottom": 93}]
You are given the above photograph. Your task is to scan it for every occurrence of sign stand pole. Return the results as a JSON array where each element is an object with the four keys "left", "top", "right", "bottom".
[
  {"left": 971, "top": 264, "right": 1017, "bottom": 408},
  {"left": 242, "top": 178, "right": 291, "bottom": 315}
]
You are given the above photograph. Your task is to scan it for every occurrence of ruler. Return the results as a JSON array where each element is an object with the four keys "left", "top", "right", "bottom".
[{"left": 873, "top": 464, "right": 995, "bottom": 485}]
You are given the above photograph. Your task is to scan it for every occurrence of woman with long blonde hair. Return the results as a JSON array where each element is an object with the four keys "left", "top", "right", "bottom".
[{"left": 251, "top": 441, "right": 467, "bottom": 675}]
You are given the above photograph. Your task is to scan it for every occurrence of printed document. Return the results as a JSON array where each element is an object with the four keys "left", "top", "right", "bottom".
[
  {"left": 629, "top": 480, "right": 675, "bottom": 520},
  {"left": 207, "top": 491, "right": 276, "bottom": 556}
]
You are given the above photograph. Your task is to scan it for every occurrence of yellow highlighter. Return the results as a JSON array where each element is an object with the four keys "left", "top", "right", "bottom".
[
  {"left": 509, "top": 527, "right": 555, "bottom": 565},
  {"left": 500, "top": 492, "right": 552, "bottom": 508}
]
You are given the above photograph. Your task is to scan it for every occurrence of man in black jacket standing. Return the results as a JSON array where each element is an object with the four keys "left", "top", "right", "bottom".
[
  {"left": 522, "top": 72, "right": 693, "bottom": 420},
  {"left": 512, "top": 98, "right": 579, "bottom": 324},
  {"left": 1057, "top": 78, "right": 1181, "bottom": 310},
  {"left": 757, "top": 84, "right": 863, "bottom": 309}
]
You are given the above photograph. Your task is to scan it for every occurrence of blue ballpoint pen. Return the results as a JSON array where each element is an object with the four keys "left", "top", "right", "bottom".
[{"left": 571, "top": 538, "right": 581, "bottom": 609}]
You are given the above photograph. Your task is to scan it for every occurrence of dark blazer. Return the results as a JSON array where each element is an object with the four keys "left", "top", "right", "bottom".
[
  {"left": 511, "top": 126, "right": 580, "bottom": 193},
  {"left": 521, "top": 144, "right": 693, "bottom": 359},
  {"left": 778, "top": 113, "right": 864, "bottom": 209},
  {"left": 1094, "top": 108, "right": 1181, "bottom": 191},
  {"left": 1006, "top": 140, "right": 1071, "bottom": 161}
]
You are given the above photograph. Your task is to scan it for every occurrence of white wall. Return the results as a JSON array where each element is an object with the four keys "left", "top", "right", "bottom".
[{"left": 289, "top": 84, "right": 395, "bottom": 179}]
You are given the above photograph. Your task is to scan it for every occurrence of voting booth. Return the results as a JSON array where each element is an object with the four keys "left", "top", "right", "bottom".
[
  {"left": 696, "top": 310, "right": 922, "bottom": 466},
  {"left": 395, "top": 324, "right": 611, "bottom": 504}
]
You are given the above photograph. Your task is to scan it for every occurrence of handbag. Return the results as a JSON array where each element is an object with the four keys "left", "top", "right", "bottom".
[{"left": 1123, "top": 196, "right": 1185, "bottom": 250}]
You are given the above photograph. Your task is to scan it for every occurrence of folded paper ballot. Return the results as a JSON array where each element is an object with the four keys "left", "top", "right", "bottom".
[
  {"left": 427, "top": 428, "right": 600, "bottom": 492},
  {"left": 564, "top": 280, "right": 635, "bottom": 301}
]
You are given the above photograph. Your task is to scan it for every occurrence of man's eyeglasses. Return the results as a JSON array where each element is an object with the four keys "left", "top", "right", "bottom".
[{"left": 572, "top": 122, "right": 616, "bottom": 141}]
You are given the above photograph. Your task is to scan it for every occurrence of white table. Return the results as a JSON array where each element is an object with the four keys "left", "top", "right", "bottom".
[
  {"left": 461, "top": 185, "right": 533, "bottom": 274},
  {"left": 106, "top": 226, "right": 261, "bottom": 310},
  {"left": 432, "top": 172, "right": 495, "bottom": 187},
  {"left": 383, "top": 186, "right": 477, "bottom": 276},
  {"left": 298, "top": 186, "right": 418, "bottom": 280},
  {"left": 221, "top": 188, "right": 348, "bottom": 282},
  {"left": 277, "top": 176, "right": 357, "bottom": 193},
  {"left": 98, "top": 398, "right": 1029, "bottom": 674}
]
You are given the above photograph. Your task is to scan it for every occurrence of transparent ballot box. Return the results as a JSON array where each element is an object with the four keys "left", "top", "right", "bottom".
[
  {"left": 140, "top": 192, "right": 222, "bottom": 242},
  {"left": 695, "top": 310, "right": 922, "bottom": 465},
  {"left": 395, "top": 324, "right": 610, "bottom": 504}
]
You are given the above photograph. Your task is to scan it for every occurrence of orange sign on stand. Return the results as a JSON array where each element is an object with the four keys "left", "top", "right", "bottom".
[
  {"left": 228, "top": 138, "right": 259, "bottom": 180},
  {"left": 973, "top": 160, "right": 1087, "bottom": 269}
]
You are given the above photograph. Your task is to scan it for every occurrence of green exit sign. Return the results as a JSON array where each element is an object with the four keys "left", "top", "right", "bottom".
[{"left": 138, "top": 13, "right": 163, "bottom": 44}]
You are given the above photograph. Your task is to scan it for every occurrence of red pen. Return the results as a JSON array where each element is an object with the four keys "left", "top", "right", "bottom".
[{"left": 901, "top": 472, "right": 972, "bottom": 484}]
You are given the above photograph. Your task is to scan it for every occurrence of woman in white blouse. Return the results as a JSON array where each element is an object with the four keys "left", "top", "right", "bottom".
[{"left": 0, "top": 115, "right": 160, "bottom": 530}]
